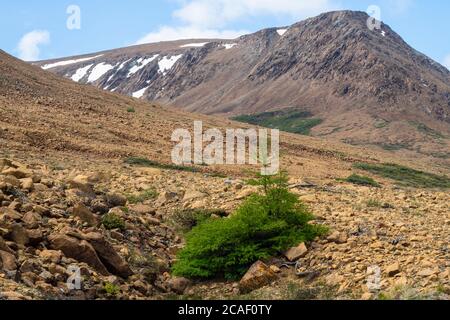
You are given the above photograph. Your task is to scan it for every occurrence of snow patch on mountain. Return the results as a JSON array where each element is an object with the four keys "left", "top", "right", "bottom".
[
  {"left": 223, "top": 43, "right": 237, "bottom": 50},
  {"left": 71, "top": 64, "right": 94, "bottom": 82},
  {"left": 180, "top": 42, "right": 209, "bottom": 48},
  {"left": 117, "top": 59, "right": 131, "bottom": 71},
  {"left": 42, "top": 55, "right": 103, "bottom": 70},
  {"left": 277, "top": 29, "right": 288, "bottom": 36},
  {"left": 127, "top": 55, "right": 159, "bottom": 77},
  {"left": 88, "top": 63, "right": 114, "bottom": 83},
  {"left": 132, "top": 87, "right": 149, "bottom": 98},
  {"left": 158, "top": 55, "right": 183, "bottom": 75}
]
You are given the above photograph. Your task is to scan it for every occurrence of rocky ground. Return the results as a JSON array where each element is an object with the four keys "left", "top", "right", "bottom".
[{"left": 1, "top": 156, "right": 448, "bottom": 300}]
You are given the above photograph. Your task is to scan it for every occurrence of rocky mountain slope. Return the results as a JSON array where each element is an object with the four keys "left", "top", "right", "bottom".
[
  {"left": 1, "top": 157, "right": 448, "bottom": 300},
  {"left": 1, "top": 42, "right": 449, "bottom": 300},
  {"left": 36, "top": 10, "right": 450, "bottom": 158}
]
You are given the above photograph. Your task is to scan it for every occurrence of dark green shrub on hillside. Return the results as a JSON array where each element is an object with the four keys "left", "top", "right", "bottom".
[
  {"left": 102, "top": 213, "right": 125, "bottom": 231},
  {"left": 126, "top": 188, "right": 158, "bottom": 204},
  {"left": 344, "top": 174, "right": 380, "bottom": 187},
  {"left": 125, "top": 157, "right": 201, "bottom": 173},
  {"left": 172, "top": 172, "right": 328, "bottom": 280},
  {"left": 232, "top": 109, "right": 323, "bottom": 136},
  {"left": 354, "top": 163, "right": 450, "bottom": 189}
]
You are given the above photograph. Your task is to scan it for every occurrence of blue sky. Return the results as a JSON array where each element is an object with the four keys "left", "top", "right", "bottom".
[{"left": 1, "top": 0, "right": 449, "bottom": 68}]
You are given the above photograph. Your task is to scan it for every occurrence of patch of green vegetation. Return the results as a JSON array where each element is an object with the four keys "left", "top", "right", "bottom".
[
  {"left": 380, "top": 143, "right": 411, "bottom": 151},
  {"left": 374, "top": 119, "right": 390, "bottom": 129},
  {"left": 436, "top": 284, "right": 450, "bottom": 295},
  {"left": 354, "top": 163, "right": 450, "bottom": 189},
  {"left": 125, "top": 157, "right": 201, "bottom": 173},
  {"left": 284, "top": 282, "right": 338, "bottom": 300},
  {"left": 377, "top": 292, "right": 391, "bottom": 300},
  {"left": 101, "top": 213, "right": 126, "bottom": 231},
  {"left": 127, "top": 107, "right": 136, "bottom": 113},
  {"left": 344, "top": 174, "right": 380, "bottom": 187},
  {"left": 168, "top": 208, "right": 229, "bottom": 232},
  {"left": 172, "top": 172, "right": 328, "bottom": 280},
  {"left": 409, "top": 121, "right": 445, "bottom": 139},
  {"left": 232, "top": 109, "right": 323, "bottom": 136},
  {"left": 376, "top": 285, "right": 443, "bottom": 300},
  {"left": 126, "top": 188, "right": 158, "bottom": 204},
  {"left": 103, "top": 282, "right": 120, "bottom": 297},
  {"left": 366, "top": 199, "right": 383, "bottom": 208}
]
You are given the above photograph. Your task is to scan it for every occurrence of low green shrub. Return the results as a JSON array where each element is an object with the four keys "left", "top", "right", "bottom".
[
  {"left": 103, "top": 282, "right": 120, "bottom": 297},
  {"left": 126, "top": 188, "right": 158, "bottom": 204},
  {"left": 102, "top": 213, "right": 125, "bottom": 231},
  {"left": 366, "top": 199, "right": 383, "bottom": 208},
  {"left": 345, "top": 174, "right": 380, "bottom": 187},
  {"left": 172, "top": 172, "right": 328, "bottom": 280}
]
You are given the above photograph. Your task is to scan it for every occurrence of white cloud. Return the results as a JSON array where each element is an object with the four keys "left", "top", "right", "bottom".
[
  {"left": 18, "top": 30, "right": 50, "bottom": 61},
  {"left": 173, "top": 0, "right": 338, "bottom": 28},
  {"left": 136, "top": 0, "right": 338, "bottom": 44},
  {"left": 443, "top": 54, "right": 450, "bottom": 70},
  {"left": 136, "top": 26, "right": 247, "bottom": 44}
]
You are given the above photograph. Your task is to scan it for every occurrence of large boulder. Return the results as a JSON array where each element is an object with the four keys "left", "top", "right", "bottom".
[
  {"left": 239, "top": 261, "right": 277, "bottom": 294},
  {"left": 168, "top": 277, "right": 191, "bottom": 294},
  {"left": 284, "top": 242, "right": 308, "bottom": 261},
  {"left": 48, "top": 233, "right": 109, "bottom": 276},
  {"left": 39, "top": 250, "right": 62, "bottom": 264},
  {"left": 0, "top": 250, "right": 17, "bottom": 271},
  {"left": 183, "top": 190, "right": 206, "bottom": 202},
  {"left": 7, "top": 224, "right": 29, "bottom": 246},
  {"left": 21, "top": 211, "right": 42, "bottom": 229},
  {"left": 0, "top": 175, "right": 21, "bottom": 187},
  {"left": 27, "top": 229, "right": 44, "bottom": 246},
  {"left": 0, "top": 207, "right": 23, "bottom": 221},
  {"left": 68, "top": 175, "right": 95, "bottom": 194},
  {"left": 1, "top": 167, "right": 32, "bottom": 179},
  {"left": 105, "top": 193, "right": 127, "bottom": 207},
  {"left": 21, "top": 178, "right": 34, "bottom": 191},
  {"left": 72, "top": 204, "right": 99, "bottom": 226},
  {"left": 84, "top": 232, "right": 133, "bottom": 278},
  {"left": 327, "top": 231, "right": 348, "bottom": 244}
]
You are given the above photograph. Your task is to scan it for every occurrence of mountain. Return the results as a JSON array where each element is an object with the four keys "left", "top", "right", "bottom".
[
  {"left": 0, "top": 48, "right": 395, "bottom": 176},
  {"left": 36, "top": 11, "right": 450, "bottom": 159}
]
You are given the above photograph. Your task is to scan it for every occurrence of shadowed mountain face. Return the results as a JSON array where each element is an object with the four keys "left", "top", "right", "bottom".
[{"left": 36, "top": 10, "right": 450, "bottom": 158}]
